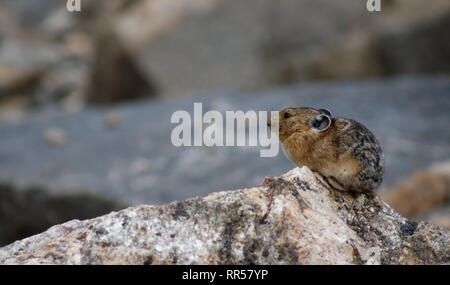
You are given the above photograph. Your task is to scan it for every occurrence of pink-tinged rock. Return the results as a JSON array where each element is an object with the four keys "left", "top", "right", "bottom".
[{"left": 0, "top": 167, "right": 448, "bottom": 265}]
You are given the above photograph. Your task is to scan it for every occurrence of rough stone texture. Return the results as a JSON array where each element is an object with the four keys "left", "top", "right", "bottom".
[
  {"left": 2, "top": 77, "right": 449, "bottom": 247},
  {"left": 1, "top": 167, "right": 448, "bottom": 265},
  {"left": 0, "top": 183, "right": 124, "bottom": 247}
]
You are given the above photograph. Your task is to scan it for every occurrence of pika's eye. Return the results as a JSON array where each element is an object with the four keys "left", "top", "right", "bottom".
[
  {"left": 283, "top": 113, "right": 292, "bottom": 119},
  {"left": 310, "top": 114, "right": 331, "bottom": 131}
]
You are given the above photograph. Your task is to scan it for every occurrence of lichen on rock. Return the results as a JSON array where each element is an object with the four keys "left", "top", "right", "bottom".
[{"left": 0, "top": 167, "right": 448, "bottom": 265}]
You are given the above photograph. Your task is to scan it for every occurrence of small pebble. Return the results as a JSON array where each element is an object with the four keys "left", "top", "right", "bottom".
[
  {"left": 104, "top": 111, "right": 122, "bottom": 128},
  {"left": 43, "top": 127, "right": 67, "bottom": 146}
]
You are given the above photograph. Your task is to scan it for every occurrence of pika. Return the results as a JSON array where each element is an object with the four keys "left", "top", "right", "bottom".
[{"left": 268, "top": 107, "right": 384, "bottom": 194}]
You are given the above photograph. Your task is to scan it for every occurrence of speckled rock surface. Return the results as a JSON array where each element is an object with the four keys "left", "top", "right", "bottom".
[{"left": 0, "top": 167, "right": 448, "bottom": 265}]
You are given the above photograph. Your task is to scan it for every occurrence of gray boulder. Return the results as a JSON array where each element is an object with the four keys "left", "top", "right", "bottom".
[{"left": 0, "top": 167, "right": 447, "bottom": 265}]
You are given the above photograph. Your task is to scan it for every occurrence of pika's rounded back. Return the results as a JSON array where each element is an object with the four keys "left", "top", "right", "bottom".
[{"left": 270, "top": 107, "right": 384, "bottom": 194}]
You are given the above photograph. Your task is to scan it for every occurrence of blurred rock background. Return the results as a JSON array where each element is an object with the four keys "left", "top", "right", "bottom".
[{"left": 0, "top": 0, "right": 449, "bottom": 246}]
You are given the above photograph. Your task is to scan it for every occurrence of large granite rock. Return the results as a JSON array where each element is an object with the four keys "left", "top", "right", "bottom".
[
  {"left": 0, "top": 167, "right": 447, "bottom": 265},
  {"left": 0, "top": 183, "right": 124, "bottom": 247}
]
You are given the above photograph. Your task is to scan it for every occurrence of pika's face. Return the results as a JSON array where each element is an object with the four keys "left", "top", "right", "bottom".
[{"left": 269, "top": 107, "right": 332, "bottom": 142}]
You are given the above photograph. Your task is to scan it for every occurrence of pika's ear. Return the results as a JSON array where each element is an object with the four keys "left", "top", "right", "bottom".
[
  {"left": 310, "top": 114, "right": 331, "bottom": 131},
  {"left": 319, "top": 108, "right": 332, "bottom": 117}
]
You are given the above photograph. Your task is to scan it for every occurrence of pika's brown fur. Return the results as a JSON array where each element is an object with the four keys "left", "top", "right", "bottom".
[{"left": 269, "top": 107, "right": 384, "bottom": 194}]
